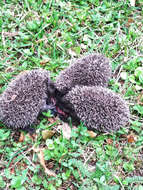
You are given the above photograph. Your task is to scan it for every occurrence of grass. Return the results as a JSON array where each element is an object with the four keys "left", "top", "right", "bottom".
[{"left": 0, "top": 0, "right": 143, "bottom": 189}]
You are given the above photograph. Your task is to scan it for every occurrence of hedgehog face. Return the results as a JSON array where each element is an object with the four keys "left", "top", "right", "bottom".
[
  {"left": 46, "top": 82, "right": 80, "bottom": 124},
  {"left": 53, "top": 93, "right": 81, "bottom": 125}
]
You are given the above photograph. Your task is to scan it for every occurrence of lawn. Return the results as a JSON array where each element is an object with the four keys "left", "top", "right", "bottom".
[{"left": 0, "top": 0, "right": 143, "bottom": 189}]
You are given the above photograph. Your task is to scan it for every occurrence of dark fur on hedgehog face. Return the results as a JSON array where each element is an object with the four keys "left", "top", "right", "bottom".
[
  {"left": 47, "top": 82, "right": 80, "bottom": 125},
  {"left": 55, "top": 96, "right": 81, "bottom": 125}
]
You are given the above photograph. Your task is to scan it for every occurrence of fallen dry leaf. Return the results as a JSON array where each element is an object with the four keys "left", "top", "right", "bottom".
[
  {"left": 40, "top": 58, "right": 50, "bottom": 66},
  {"left": 127, "top": 134, "right": 137, "bottom": 143},
  {"left": 128, "top": 18, "right": 134, "bottom": 23},
  {"left": 36, "top": 148, "right": 56, "bottom": 177},
  {"left": 44, "top": 167, "right": 56, "bottom": 176},
  {"left": 87, "top": 130, "right": 97, "bottom": 138},
  {"left": 19, "top": 132, "right": 25, "bottom": 142},
  {"left": 106, "top": 138, "right": 113, "bottom": 145},
  {"left": 59, "top": 123, "right": 71, "bottom": 139},
  {"left": 27, "top": 133, "right": 37, "bottom": 140},
  {"left": 38, "top": 150, "right": 56, "bottom": 177},
  {"left": 48, "top": 117, "right": 57, "bottom": 123},
  {"left": 42, "top": 130, "right": 55, "bottom": 140},
  {"left": 37, "top": 150, "right": 47, "bottom": 169},
  {"left": 10, "top": 167, "right": 15, "bottom": 174}
]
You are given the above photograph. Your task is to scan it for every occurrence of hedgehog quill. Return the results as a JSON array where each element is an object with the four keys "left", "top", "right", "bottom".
[
  {"left": 0, "top": 69, "right": 55, "bottom": 132},
  {"left": 55, "top": 53, "right": 112, "bottom": 94},
  {"left": 54, "top": 86, "right": 130, "bottom": 133}
]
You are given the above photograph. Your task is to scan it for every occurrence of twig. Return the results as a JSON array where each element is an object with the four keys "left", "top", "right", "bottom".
[
  {"left": 3, "top": 32, "right": 19, "bottom": 37},
  {"left": 1, "top": 30, "right": 7, "bottom": 56},
  {"left": 84, "top": 150, "right": 95, "bottom": 166},
  {"left": 114, "top": 65, "right": 123, "bottom": 83},
  {"left": 7, "top": 146, "right": 31, "bottom": 168}
]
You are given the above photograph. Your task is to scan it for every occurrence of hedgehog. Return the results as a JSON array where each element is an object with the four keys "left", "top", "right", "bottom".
[
  {"left": 55, "top": 53, "right": 112, "bottom": 95},
  {"left": 0, "top": 69, "right": 55, "bottom": 132},
  {"left": 54, "top": 86, "right": 130, "bottom": 132}
]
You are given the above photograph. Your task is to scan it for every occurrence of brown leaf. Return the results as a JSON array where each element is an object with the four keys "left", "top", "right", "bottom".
[
  {"left": 127, "top": 134, "right": 136, "bottom": 143},
  {"left": 27, "top": 133, "right": 37, "bottom": 140},
  {"left": 37, "top": 150, "right": 46, "bottom": 169},
  {"left": 128, "top": 18, "right": 134, "bottom": 23},
  {"left": 40, "top": 58, "right": 50, "bottom": 66},
  {"left": 42, "top": 130, "right": 55, "bottom": 140},
  {"left": 126, "top": 18, "right": 135, "bottom": 27},
  {"left": 44, "top": 167, "right": 56, "bottom": 176},
  {"left": 48, "top": 117, "right": 57, "bottom": 123},
  {"left": 37, "top": 149, "right": 56, "bottom": 177},
  {"left": 10, "top": 167, "right": 15, "bottom": 174},
  {"left": 19, "top": 132, "right": 25, "bottom": 142},
  {"left": 59, "top": 123, "right": 71, "bottom": 139},
  {"left": 106, "top": 138, "right": 113, "bottom": 145},
  {"left": 87, "top": 130, "right": 97, "bottom": 138}
]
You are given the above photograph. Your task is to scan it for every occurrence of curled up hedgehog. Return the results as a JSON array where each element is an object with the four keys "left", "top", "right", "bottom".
[
  {"left": 55, "top": 53, "right": 112, "bottom": 94},
  {"left": 0, "top": 69, "right": 55, "bottom": 132},
  {"left": 52, "top": 86, "right": 130, "bottom": 133}
]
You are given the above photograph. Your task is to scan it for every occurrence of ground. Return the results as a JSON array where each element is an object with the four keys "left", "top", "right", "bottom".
[{"left": 0, "top": 0, "right": 143, "bottom": 189}]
